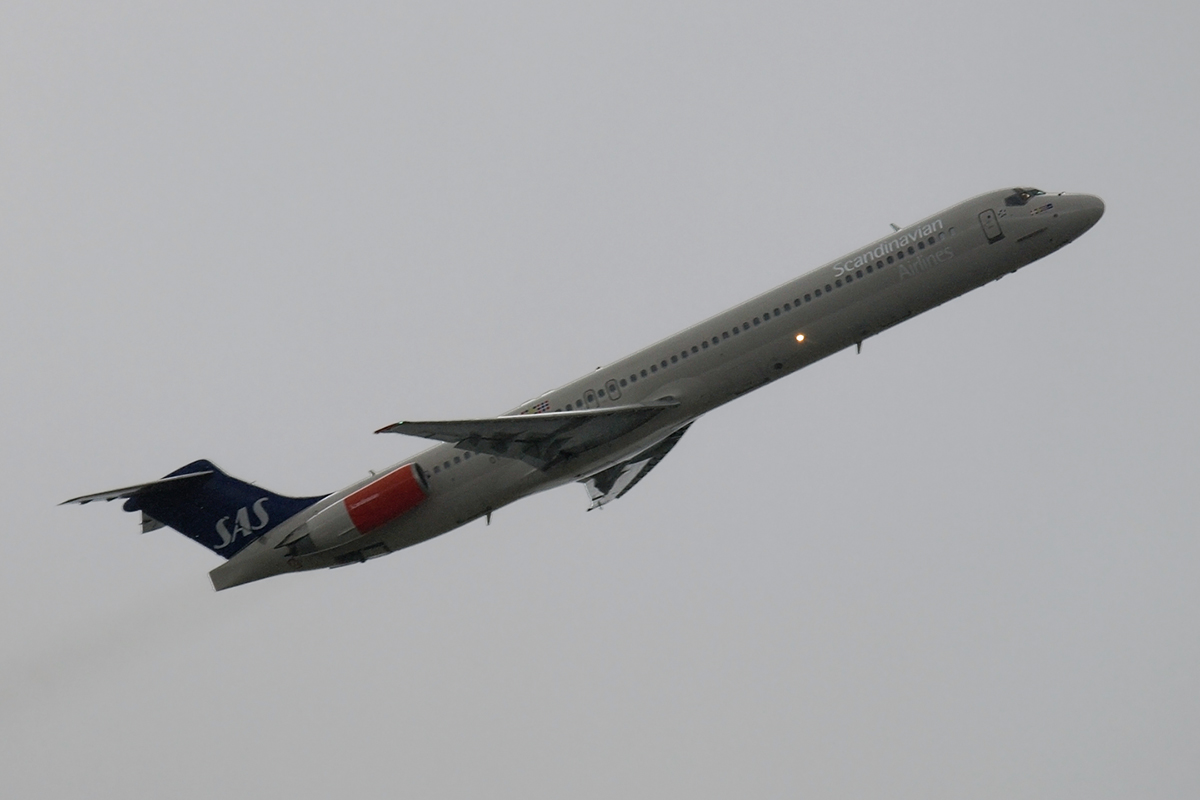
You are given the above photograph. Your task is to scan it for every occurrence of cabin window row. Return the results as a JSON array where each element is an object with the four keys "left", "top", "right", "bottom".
[
  {"left": 432, "top": 450, "right": 473, "bottom": 475},
  {"left": 549, "top": 234, "right": 943, "bottom": 412}
]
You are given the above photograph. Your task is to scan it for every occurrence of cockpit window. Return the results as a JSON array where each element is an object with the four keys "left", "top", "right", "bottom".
[{"left": 1005, "top": 187, "right": 1046, "bottom": 206}]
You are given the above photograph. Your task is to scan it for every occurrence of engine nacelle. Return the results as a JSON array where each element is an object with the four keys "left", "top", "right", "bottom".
[
  {"left": 344, "top": 463, "right": 429, "bottom": 533},
  {"left": 296, "top": 464, "right": 428, "bottom": 551}
]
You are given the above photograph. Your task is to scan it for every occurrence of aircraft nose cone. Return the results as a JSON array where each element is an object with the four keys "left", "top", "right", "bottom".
[{"left": 1077, "top": 193, "right": 1105, "bottom": 232}]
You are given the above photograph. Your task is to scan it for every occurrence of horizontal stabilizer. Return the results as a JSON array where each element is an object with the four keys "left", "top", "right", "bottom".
[
  {"left": 376, "top": 399, "right": 680, "bottom": 470},
  {"left": 60, "top": 470, "right": 214, "bottom": 505},
  {"left": 61, "top": 460, "right": 326, "bottom": 559}
]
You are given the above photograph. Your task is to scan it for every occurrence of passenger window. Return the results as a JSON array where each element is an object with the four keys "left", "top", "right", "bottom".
[
  {"left": 464, "top": 452, "right": 471, "bottom": 459},
  {"left": 651, "top": 364, "right": 658, "bottom": 372},
  {"left": 620, "top": 378, "right": 627, "bottom": 386},
  {"left": 804, "top": 294, "right": 811, "bottom": 302},
  {"left": 887, "top": 255, "right": 894, "bottom": 264},
  {"left": 825, "top": 284, "right": 832, "bottom": 292},
  {"left": 691, "top": 345, "right": 698, "bottom": 354},
  {"left": 917, "top": 241, "right": 925, "bottom": 250},
  {"left": 576, "top": 399, "right": 583, "bottom": 408},
  {"left": 814, "top": 289, "right": 822, "bottom": 297},
  {"left": 598, "top": 389, "right": 605, "bottom": 397},
  {"left": 661, "top": 359, "right": 668, "bottom": 368},
  {"left": 897, "top": 251, "right": 905, "bottom": 260},
  {"left": 856, "top": 270, "right": 863, "bottom": 278},
  {"left": 680, "top": 351, "right": 687, "bottom": 359},
  {"left": 866, "top": 265, "right": 873, "bottom": 274},
  {"left": 753, "top": 317, "right": 760, "bottom": 326},
  {"left": 876, "top": 260, "right": 883, "bottom": 269},
  {"left": 701, "top": 340, "right": 708, "bottom": 349},
  {"left": 835, "top": 279, "right": 843, "bottom": 287},
  {"left": 732, "top": 327, "right": 740, "bottom": 335},
  {"left": 443, "top": 461, "right": 451, "bottom": 470},
  {"left": 773, "top": 308, "right": 780, "bottom": 317},
  {"left": 433, "top": 466, "right": 441, "bottom": 474},
  {"left": 722, "top": 332, "right": 729, "bottom": 340},
  {"left": 454, "top": 456, "right": 461, "bottom": 464},
  {"left": 671, "top": 355, "right": 678, "bottom": 363},
  {"left": 743, "top": 322, "right": 750, "bottom": 331},
  {"left": 784, "top": 302, "right": 791, "bottom": 311},
  {"left": 907, "top": 246, "right": 914, "bottom": 255}
]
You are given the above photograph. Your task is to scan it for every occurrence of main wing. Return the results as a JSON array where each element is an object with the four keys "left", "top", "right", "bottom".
[{"left": 375, "top": 399, "right": 681, "bottom": 470}]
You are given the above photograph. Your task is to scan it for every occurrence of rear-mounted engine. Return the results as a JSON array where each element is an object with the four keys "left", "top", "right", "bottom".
[
  {"left": 280, "top": 464, "right": 428, "bottom": 554},
  {"left": 343, "top": 463, "right": 429, "bottom": 533}
]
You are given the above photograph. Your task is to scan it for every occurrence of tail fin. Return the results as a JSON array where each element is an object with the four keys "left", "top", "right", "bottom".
[{"left": 64, "top": 460, "right": 326, "bottom": 559}]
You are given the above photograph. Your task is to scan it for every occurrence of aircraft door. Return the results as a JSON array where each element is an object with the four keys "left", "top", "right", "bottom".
[
  {"left": 605, "top": 379, "right": 621, "bottom": 401},
  {"left": 979, "top": 209, "right": 1004, "bottom": 243}
]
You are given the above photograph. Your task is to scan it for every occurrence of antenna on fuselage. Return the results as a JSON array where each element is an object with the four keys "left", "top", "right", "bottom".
[{"left": 889, "top": 223, "right": 900, "bottom": 232}]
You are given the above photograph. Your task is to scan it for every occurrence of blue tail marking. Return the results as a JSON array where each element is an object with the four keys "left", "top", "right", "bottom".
[{"left": 122, "top": 459, "right": 326, "bottom": 558}]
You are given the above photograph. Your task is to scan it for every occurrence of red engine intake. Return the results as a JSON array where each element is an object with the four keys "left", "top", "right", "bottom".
[{"left": 343, "top": 464, "right": 428, "bottom": 534}]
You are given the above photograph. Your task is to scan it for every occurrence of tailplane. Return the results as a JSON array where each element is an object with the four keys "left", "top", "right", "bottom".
[{"left": 62, "top": 460, "right": 326, "bottom": 558}]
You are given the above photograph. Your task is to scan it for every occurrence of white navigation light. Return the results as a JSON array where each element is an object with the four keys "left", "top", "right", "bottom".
[{"left": 794, "top": 333, "right": 805, "bottom": 343}]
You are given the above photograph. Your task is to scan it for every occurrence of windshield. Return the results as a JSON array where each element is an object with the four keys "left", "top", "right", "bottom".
[{"left": 1005, "top": 187, "right": 1046, "bottom": 206}]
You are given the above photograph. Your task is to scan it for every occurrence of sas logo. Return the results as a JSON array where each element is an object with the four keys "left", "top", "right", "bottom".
[{"left": 214, "top": 498, "right": 270, "bottom": 549}]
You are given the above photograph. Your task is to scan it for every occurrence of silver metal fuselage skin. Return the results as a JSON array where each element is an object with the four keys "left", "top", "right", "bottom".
[{"left": 212, "top": 189, "right": 1104, "bottom": 589}]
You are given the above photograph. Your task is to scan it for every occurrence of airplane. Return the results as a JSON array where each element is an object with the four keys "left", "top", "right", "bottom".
[{"left": 63, "top": 187, "right": 1104, "bottom": 590}]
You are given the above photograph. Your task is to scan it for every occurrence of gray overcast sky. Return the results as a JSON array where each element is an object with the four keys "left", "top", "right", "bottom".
[{"left": 3, "top": 2, "right": 1198, "bottom": 797}]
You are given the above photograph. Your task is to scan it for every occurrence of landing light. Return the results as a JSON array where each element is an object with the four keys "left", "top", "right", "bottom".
[{"left": 794, "top": 333, "right": 805, "bottom": 343}]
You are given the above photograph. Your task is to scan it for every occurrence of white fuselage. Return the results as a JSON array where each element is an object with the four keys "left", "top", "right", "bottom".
[{"left": 211, "top": 188, "right": 1103, "bottom": 589}]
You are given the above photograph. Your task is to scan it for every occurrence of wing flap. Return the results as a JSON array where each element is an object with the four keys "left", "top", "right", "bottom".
[
  {"left": 583, "top": 422, "right": 692, "bottom": 509},
  {"left": 376, "top": 399, "right": 680, "bottom": 470}
]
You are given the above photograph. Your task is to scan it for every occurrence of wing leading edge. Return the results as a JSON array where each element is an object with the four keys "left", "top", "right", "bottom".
[{"left": 375, "top": 399, "right": 681, "bottom": 470}]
